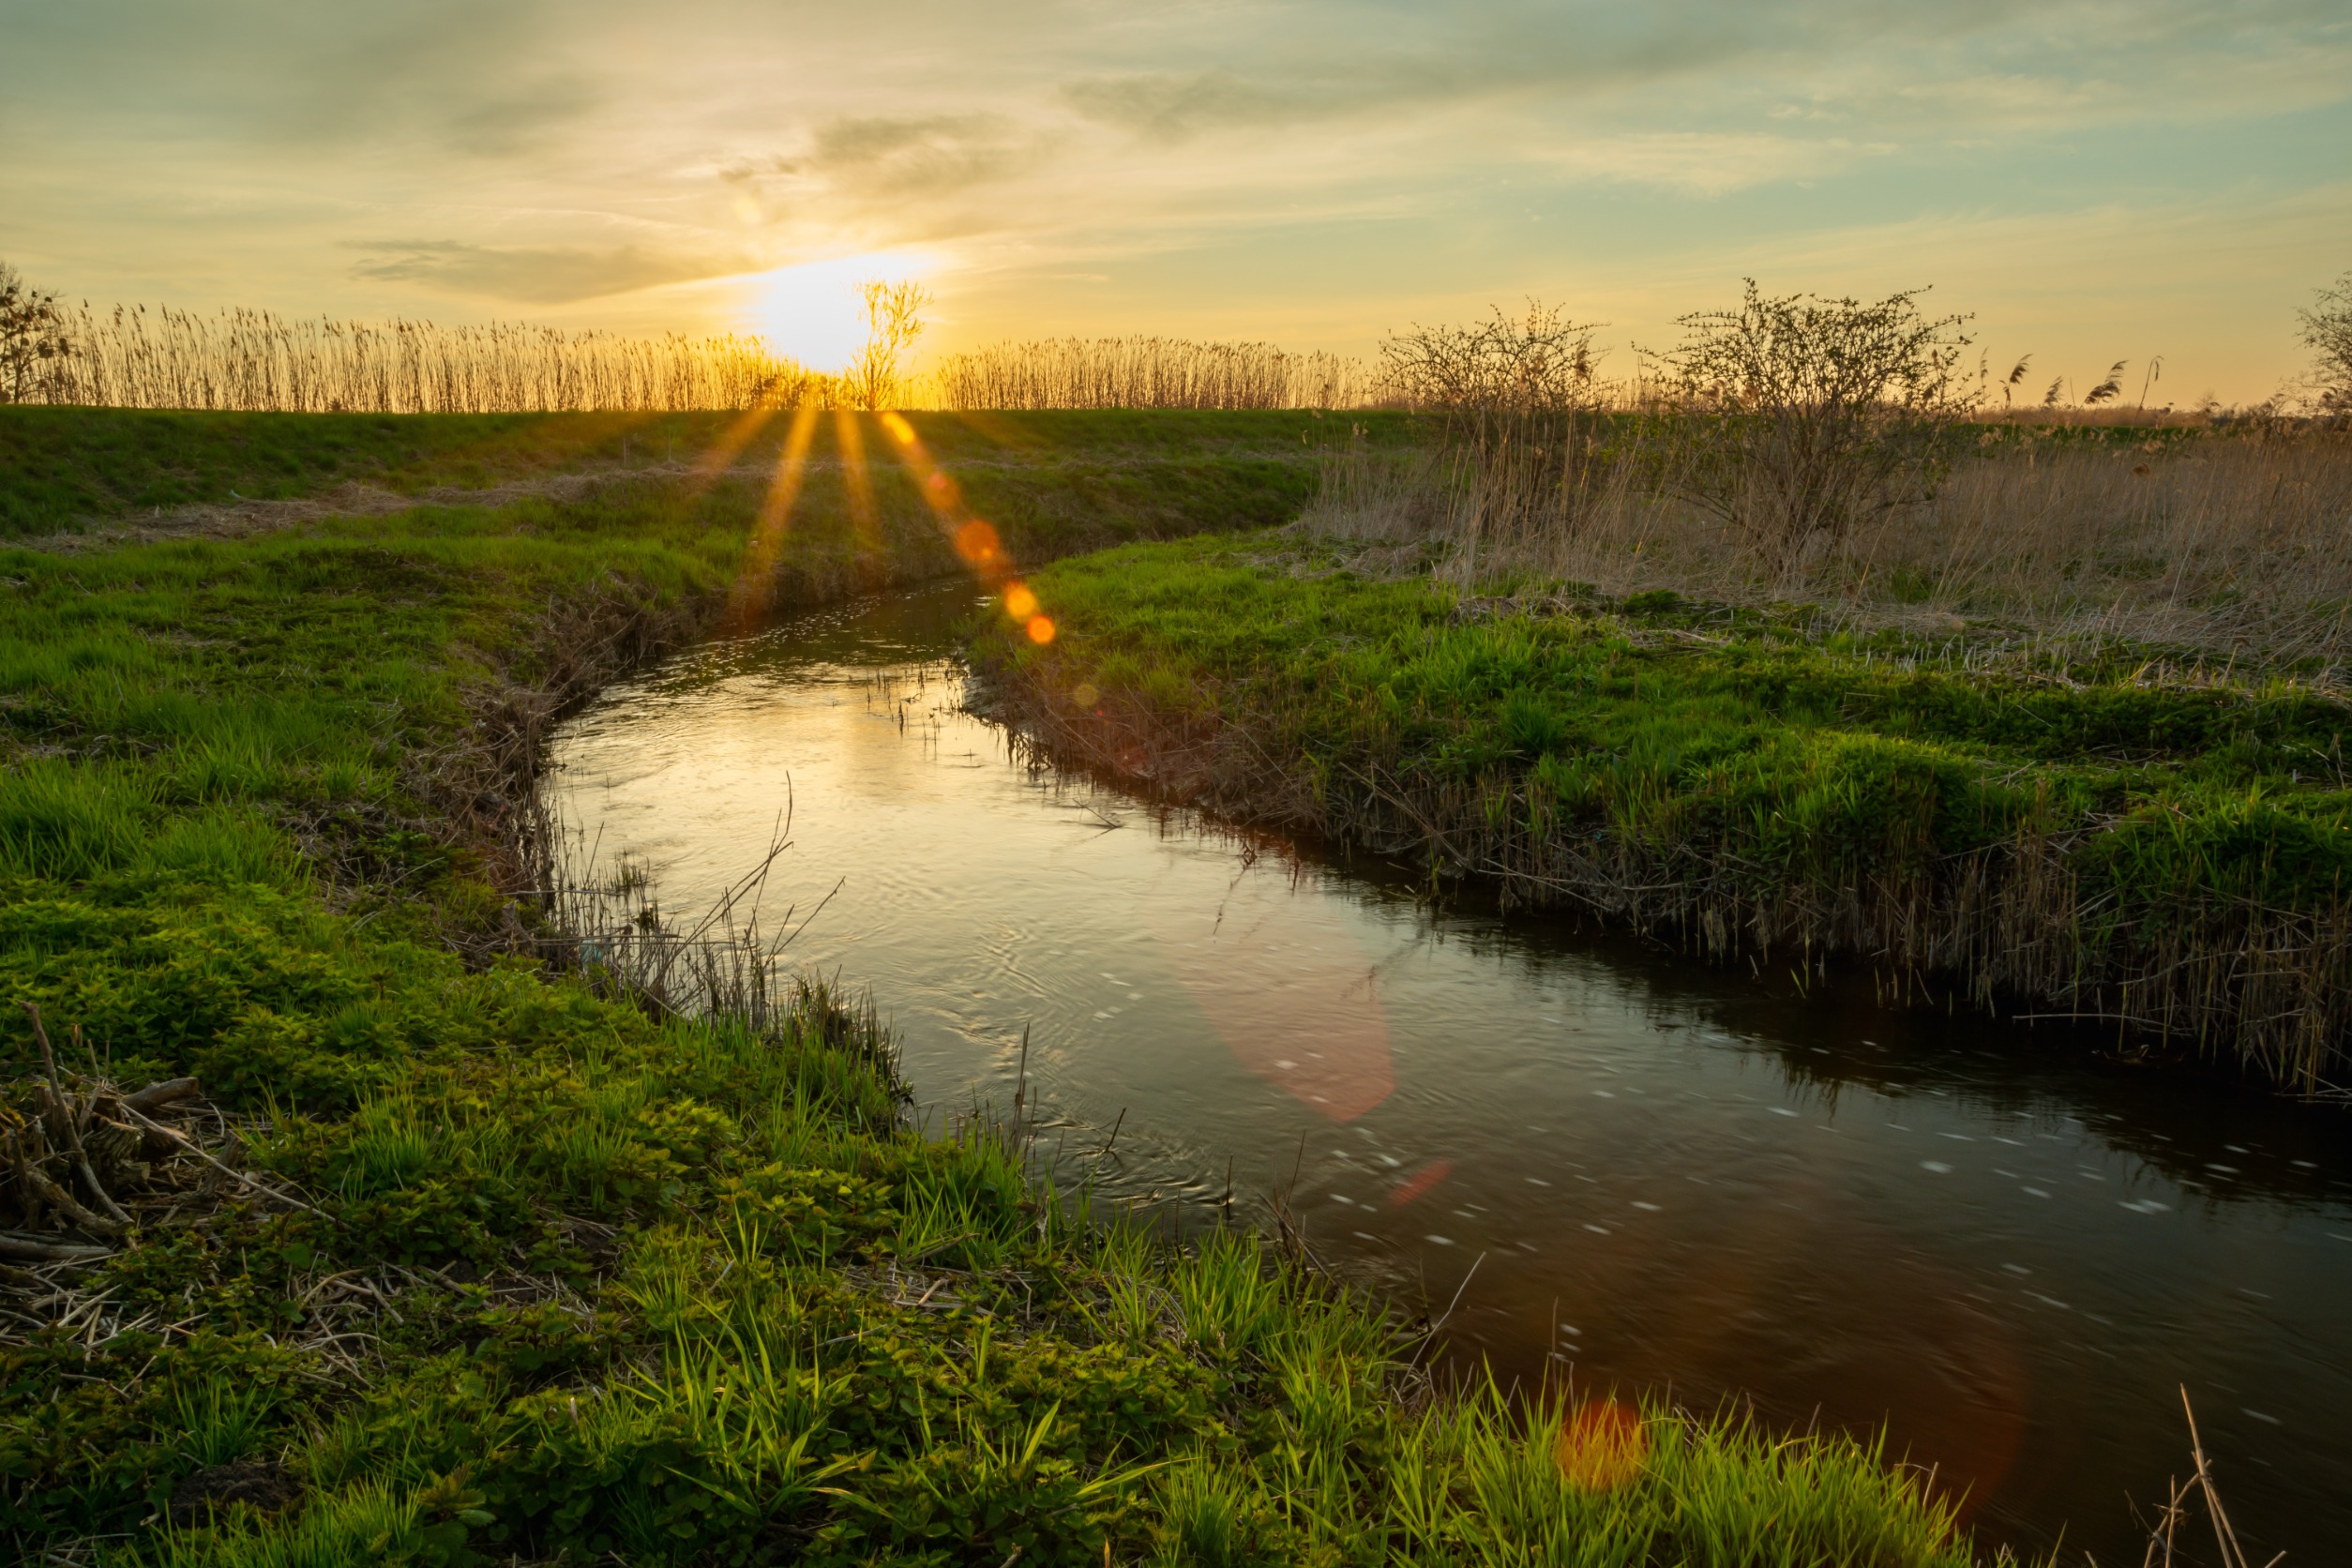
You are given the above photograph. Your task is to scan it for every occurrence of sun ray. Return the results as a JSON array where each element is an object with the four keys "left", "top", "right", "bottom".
[
  {"left": 722, "top": 395, "right": 822, "bottom": 635},
  {"left": 683, "top": 401, "right": 778, "bottom": 493},
  {"left": 834, "top": 409, "right": 881, "bottom": 574}
]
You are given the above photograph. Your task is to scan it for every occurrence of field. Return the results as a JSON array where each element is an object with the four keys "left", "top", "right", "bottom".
[
  {"left": 0, "top": 408, "right": 1986, "bottom": 1564},
  {"left": 972, "top": 426, "right": 2352, "bottom": 1093}
]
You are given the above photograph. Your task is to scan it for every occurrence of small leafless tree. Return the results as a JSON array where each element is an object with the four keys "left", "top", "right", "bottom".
[
  {"left": 850, "top": 279, "right": 931, "bottom": 412},
  {"left": 0, "top": 262, "right": 76, "bottom": 404},
  {"left": 1656, "top": 280, "right": 1977, "bottom": 570},
  {"left": 2300, "top": 270, "right": 2352, "bottom": 415}
]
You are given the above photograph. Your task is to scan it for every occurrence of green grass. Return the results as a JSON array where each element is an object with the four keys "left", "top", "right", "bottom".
[
  {"left": 973, "top": 532, "right": 2352, "bottom": 1089},
  {"left": 0, "top": 405, "right": 1418, "bottom": 539},
  {"left": 0, "top": 414, "right": 1984, "bottom": 1564}
]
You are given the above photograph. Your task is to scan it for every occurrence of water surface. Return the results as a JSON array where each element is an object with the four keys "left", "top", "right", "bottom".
[{"left": 548, "top": 580, "right": 2352, "bottom": 1562}]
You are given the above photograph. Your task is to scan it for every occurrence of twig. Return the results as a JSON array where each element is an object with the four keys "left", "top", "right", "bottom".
[
  {"left": 0, "top": 1234, "right": 113, "bottom": 1262},
  {"left": 2179, "top": 1385, "right": 2264, "bottom": 1568},
  {"left": 123, "top": 1078, "right": 201, "bottom": 1113},
  {"left": 116, "top": 1105, "right": 343, "bottom": 1227},
  {"left": 1408, "top": 1251, "right": 1486, "bottom": 1371}
]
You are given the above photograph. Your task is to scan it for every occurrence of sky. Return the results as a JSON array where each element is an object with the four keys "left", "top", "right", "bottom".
[{"left": 3, "top": 0, "right": 2348, "bottom": 402}]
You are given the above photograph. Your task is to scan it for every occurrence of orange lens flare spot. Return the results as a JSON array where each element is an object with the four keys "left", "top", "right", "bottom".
[
  {"left": 1555, "top": 1400, "right": 1649, "bottom": 1491},
  {"left": 1026, "top": 615, "right": 1057, "bottom": 644},
  {"left": 954, "top": 520, "right": 1002, "bottom": 565},
  {"left": 1388, "top": 1159, "right": 1452, "bottom": 1207},
  {"left": 1003, "top": 583, "right": 1039, "bottom": 621},
  {"left": 881, "top": 412, "right": 915, "bottom": 444}
]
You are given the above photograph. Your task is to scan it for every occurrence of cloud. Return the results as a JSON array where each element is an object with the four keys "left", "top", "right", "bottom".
[
  {"left": 1540, "top": 132, "right": 1890, "bottom": 196},
  {"left": 1059, "top": 72, "right": 1352, "bottom": 142},
  {"left": 792, "top": 113, "right": 1052, "bottom": 198},
  {"left": 343, "top": 240, "right": 735, "bottom": 303}
]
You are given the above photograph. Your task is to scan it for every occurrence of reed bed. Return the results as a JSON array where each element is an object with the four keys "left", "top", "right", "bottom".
[
  {"left": 20, "top": 303, "right": 816, "bottom": 413},
  {"left": 16, "top": 304, "right": 1376, "bottom": 415},
  {"left": 928, "top": 334, "right": 1368, "bottom": 411}
]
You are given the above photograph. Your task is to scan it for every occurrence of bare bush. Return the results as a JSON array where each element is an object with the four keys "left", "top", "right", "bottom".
[
  {"left": 0, "top": 263, "right": 74, "bottom": 404},
  {"left": 2300, "top": 270, "right": 2352, "bottom": 415},
  {"left": 1654, "top": 281, "right": 1978, "bottom": 570},
  {"left": 928, "top": 336, "right": 1364, "bottom": 410},
  {"left": 1370, "top": 303, "right": 1636, "bottom": 565},
  {"left": 1378, "top": 301, "right": 1601, "bottom": 422}
]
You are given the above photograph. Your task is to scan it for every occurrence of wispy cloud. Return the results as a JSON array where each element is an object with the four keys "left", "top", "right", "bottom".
[{"left": 342, "top": 239, "right": 742, "bottom": 304}]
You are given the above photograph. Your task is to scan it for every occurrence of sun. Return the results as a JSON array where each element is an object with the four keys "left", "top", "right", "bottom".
[{"left": 746, "top": 251, "right": 935, "bottom": 373}]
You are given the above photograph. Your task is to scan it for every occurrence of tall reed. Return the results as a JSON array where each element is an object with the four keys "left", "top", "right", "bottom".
[
  {"left": 928, "top": 335, "right": 1367, "bottom": 411},
  {"left": 22, "top": 303, "right": 817, "bottom": 413}
]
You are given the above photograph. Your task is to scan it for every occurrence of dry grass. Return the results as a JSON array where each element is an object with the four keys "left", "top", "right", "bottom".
[
  {"left": 928, "top": 335, "right": 1367, "bottom": 411},
  {"left": 1309, "top": 421, "right": 2352, "bottom": 682}
]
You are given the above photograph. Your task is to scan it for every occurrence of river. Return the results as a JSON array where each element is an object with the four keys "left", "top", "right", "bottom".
[{"left": 546, "top": 578, "right": 2351, "bottom": 1562}]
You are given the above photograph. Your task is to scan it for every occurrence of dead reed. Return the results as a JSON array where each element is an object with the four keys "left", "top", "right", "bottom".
[
  {"left": 928, "top": 335, "right": 1367, "bottom": 411},
  {"left": 22, "top": 303, "right": 815, "bottom": 414}
]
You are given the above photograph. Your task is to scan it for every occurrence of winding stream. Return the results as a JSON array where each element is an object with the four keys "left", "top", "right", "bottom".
[{"left": 548, "top": 579, "right": 2351, "bottom": 1562}]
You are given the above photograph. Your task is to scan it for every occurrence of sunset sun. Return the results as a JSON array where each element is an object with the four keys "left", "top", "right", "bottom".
[{"left": 746, "top": 251, "right": 935, "bottom": 371}]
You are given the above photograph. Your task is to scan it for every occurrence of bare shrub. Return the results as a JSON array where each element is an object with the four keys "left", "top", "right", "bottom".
[
  {"left": 0, "top": 263, "right": 75, "bottom": 404},
  {"left": 1378, "top": 301, "right": 1601, "bottom": 421},
  {"left": 1371, "top": 303, "right": 1647, "bottom": 565},
  {"left": 2300, "top": 270, "right": 2352, "bottom": 415},
  {"left": 1654, "top": 281, "right": 1978, "bottom": 571}
]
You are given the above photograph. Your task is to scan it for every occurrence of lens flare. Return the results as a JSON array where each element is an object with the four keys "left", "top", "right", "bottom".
[
  {"left": 1026, "top": 615, "right": 1056, "bottom": 644},
  {"left": 1004, "top": 582, "right": 1039, "bottom": 620},
  {"left": 1388, "top": 1159, "right": 1453, "bottom": 1207},
  {"left": 1555, "top": 1400, "right": 1648, "bottom": 1490},
  {"left": 955, "top": 520, "right": 1002, "bottom": 568}
]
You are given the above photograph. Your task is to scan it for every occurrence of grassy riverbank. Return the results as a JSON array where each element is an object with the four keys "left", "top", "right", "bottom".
[
  {"left": 0, "top": 409, "right": 1991, "bottom": 1563},
  {"left": 972, "top": 531, "right": 2352, "bottom": 1093},
  {"left": 0, "top": 406, "right": 1413, "bottom": 542}
]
